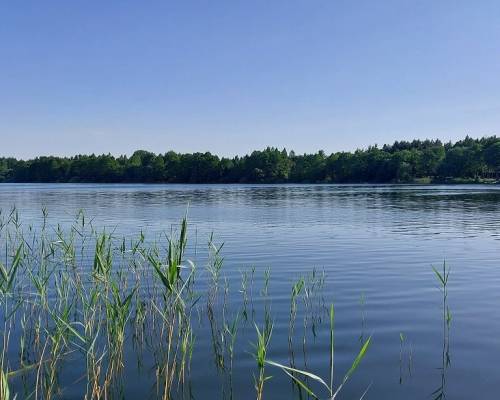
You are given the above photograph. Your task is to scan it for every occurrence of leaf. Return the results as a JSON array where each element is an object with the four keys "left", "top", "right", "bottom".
[
  {"left": 54, "top": 316, "right": 86, "bottom": 344},
  {"left": 6, "top": 243, "right": 23, "bottom": 291},
  {"left": 149, "top": 254, "right": 172, "bottom": 292},
  {"left": 432, "top": 266, "right": 445, "bottom": 286},
  {"left": 265, "top": 360, "right": 330, "bottom": 392},
  {"left": 333, "top": 336, "right": 371, "bottom": 398},
  {"left": 280, "top": 367, "right": 319, "bottom": 399}
]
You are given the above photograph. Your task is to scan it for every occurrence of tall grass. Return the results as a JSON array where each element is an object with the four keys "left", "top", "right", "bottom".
[
  {"left": 267, "top": 304, "right": 371, "bottom": 400},
  {"left": 252, "top": 313, "right": 273, "bottom": 400},
  {"left": 0, "top": 208, "right": 374, "bottom": 399},
  {"left": 432, "top": 261, "right": 451, "bottom": 400}
]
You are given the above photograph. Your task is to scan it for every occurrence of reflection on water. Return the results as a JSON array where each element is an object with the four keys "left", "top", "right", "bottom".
[
  {"left": 1, "top": 183, "right": 500, "bottom": 399},
  {"left": 2, "top": 184, "right": 500, "bottom": 239}
]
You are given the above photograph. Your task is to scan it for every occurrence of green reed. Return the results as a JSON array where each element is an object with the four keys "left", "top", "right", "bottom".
[
  {"left": 252, "top": 312, "right": 273, "bottom": 400},
  {"left": 267, "top": 304, "right": 371, "bottom": 400},
  {"left": 0, "top": 208, "right": 376, "bottom": 400},
  {"left": 432, "top": 261, "right": 452, "bottom": 400},
  {"left": 288, "top": 277, "right": 304, "bottom": 370}
]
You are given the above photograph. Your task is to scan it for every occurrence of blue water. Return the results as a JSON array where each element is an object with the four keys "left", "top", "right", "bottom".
[{"left": 1, "top": 183, "right": 500, "bottom": 399}]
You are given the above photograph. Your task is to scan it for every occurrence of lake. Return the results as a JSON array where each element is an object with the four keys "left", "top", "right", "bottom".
[{"left": 1, "top": 183, "right": 500, "bottom": 399}]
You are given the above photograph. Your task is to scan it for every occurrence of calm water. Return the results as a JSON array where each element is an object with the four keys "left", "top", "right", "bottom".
[{"left": 1, "top": 183, "right": 500, "bottom": 399}]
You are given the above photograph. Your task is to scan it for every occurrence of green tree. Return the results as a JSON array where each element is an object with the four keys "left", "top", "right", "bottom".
[{"left": 484, "top": 142, "right": 500, "bottom": 172}]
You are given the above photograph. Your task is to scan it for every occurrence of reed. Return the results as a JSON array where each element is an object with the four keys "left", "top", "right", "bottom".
[
  {"left": 0, "top": 210, "right": 375, "bottom": 400},
  {"left": 432, "top": 261, "right": 452, "bottom": 400},
  {"left": 252, "top": 313, "right": 273, "bottom": 400},
  {"left": 267, "top": 304, "right": 371, "bottom": 400}
]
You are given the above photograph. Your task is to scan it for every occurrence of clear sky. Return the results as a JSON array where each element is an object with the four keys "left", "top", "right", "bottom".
[{"left": 1, "top": 1, "right": 500, "bottom": 159}]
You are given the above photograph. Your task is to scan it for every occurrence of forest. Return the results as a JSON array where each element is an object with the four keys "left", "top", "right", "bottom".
[{"left": 1, "top": 135, "right": 499, "bottom": 184}]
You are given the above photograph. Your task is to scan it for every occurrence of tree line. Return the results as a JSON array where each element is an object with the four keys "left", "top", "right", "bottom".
[{"left": 1, "top": 135, "right": 499, "bottom": 184}]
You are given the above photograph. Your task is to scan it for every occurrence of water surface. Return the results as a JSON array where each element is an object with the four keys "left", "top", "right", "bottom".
[{"left": 1, "top": 183, "right": 499, "bottom": 399}]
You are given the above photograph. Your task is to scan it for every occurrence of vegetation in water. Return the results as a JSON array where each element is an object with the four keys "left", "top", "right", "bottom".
[
  {"left": 267, "top": 304, "right": 371, "bottom": 400},
  {"left": 0, "top": 207, "right": 456, "bottom": 399},
  {"left": 432, "top": 261, "right": 452, "bottom": 400},
  {"left": 0, "top": 208, "right": 373, "bottom": 399}
]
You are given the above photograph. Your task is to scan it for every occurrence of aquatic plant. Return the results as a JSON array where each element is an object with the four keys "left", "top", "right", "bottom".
[
  {"left": 252, "top": 313, "right": 273, "bottom": 400},
  {"left": 0, "top": 210, "right": 375, "bottom": 399},
  {"left": 432, "top": 261, "right": 452, "bottom": 400},
  {"left": 267, "top": 304, "right": 371, "bottom": 400},
  {"left": 0, "top": 243, "right": 23, "bottom": 296}
]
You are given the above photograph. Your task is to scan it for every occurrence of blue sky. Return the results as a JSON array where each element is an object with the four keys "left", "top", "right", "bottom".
[{"left": 1, "top": 1, "right": 500, "bottom": 158}]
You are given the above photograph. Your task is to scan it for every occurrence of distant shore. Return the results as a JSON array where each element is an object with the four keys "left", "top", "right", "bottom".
[{"left": 1, "top": 135, "right": 499, "bottom": 184}]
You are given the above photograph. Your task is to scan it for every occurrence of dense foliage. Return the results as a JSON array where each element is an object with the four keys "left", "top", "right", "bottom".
[{"left": 1, "top": 136, "right": 499, "bottom": 183}]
